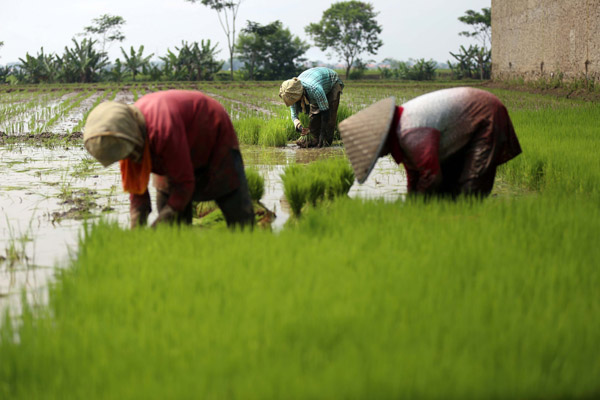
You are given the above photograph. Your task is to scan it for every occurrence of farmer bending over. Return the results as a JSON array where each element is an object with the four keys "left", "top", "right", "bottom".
[
  {"left": 83, "top": 90, "right": 255, "bottom": 228},
  {"left": 279, "top": 67, "right": 344, "bottom": 148},
  {"left": 339, "top": 87, "right": 522, "bottom": 197}
]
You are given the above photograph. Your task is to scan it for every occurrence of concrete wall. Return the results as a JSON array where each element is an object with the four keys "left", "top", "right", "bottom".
[{"left": 491, "top": 0, "right": 600, "bottom": 81}]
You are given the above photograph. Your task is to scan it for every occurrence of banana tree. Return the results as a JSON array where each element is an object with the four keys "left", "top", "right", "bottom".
[
  {"left": 18, "top": 48, "right": 62, "bottom": 83},
  {"left": 63, "top": 38, "right": 109, "bottom": 83},
  {"left": 121, "top": 45, "right": 154, "bottom": 81}
]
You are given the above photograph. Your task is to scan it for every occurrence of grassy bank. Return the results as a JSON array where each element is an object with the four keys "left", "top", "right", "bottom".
[{"left": 1, "top": 85, "right": 599, "bottom": 399}]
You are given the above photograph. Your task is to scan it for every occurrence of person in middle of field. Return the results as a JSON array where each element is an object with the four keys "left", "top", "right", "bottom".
[{"left": 279, "top": 67, "right": 344, "bottom": 148}]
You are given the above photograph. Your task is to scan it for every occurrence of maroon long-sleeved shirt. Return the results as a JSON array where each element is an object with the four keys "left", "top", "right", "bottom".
[
  {"left": 131, "top": 90, "right": 240, "bottom": 212},
  {"left": 388, "top": 87, "right": 521, "bottom": 193}
]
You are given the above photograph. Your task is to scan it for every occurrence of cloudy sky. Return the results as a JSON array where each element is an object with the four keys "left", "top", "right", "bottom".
[{"left": 0, "top": 0, "right": 490, "bottom": 65}]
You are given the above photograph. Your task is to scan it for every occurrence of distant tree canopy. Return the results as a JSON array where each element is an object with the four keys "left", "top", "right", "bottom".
[
  {"left": 120, "top": 45, "right": 153, "bottom": 82},
  {"left": 82, "top": 14, "right": 126, "bottom": 54},
  {"left": 236, "top": 20, "right": 309, "bottom": 80},
  {"left": 160, "top": 40, "right": 224, "bottom": 81},
  {"left": 458, "top": 7, "right": 491, "bottom": 51},
  {"left": 185, "top": 0, "right": 243, "bottom": 81},
  {"left": 449, "top": 8, "right": 491, "bottom": 80},
  {"left": 17, "top": 38, "right": 109, "bottom": 84},
  {"left": 305, "top": 1, "right": 382, "bottom": 80},
  {"left": 8, "top": 37, "right": 223, "bottom": 84}
]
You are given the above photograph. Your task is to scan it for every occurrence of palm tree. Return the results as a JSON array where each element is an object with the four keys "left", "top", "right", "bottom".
[{"left": 120, "top": 45, "right": 154, "bottom": 81}]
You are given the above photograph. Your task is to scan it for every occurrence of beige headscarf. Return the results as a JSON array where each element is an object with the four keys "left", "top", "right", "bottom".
[
  {"left": 83, "top": 101, "right": 145, "bottom": 167},
  {"left": 279, "top": 78, "right": 309, "bottom": 110}
]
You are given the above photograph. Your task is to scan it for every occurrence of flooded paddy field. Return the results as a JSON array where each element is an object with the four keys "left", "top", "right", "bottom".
[
  {"left": 1, "top": 82, "right": 599, "bottom": 399},
  {"left": 0, "top": 82, "right": 526, "bottom": 314},
  {"left": 0, "top": 141, "right": 408, "bottom": 314}
]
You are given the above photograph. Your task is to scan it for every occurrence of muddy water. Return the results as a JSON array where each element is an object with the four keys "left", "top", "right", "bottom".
[
  {"left": 0, "top": 145, "right": 130, "bottom": 314},
  {"left": 0, "top": 144, "right": 407, "bottom": 315}
]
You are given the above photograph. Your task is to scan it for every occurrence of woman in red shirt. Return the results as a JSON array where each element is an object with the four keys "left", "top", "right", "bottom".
[{"left": 83, "top": 90, "right": 254, "bottom": 228}]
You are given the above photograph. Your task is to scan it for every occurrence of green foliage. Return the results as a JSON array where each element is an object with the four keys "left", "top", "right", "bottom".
[
  {"left": 82, "top": 14, "right": 126, "bottom": 54},
  {"left": 336, "top": 103, "right": 353, "bottom": 124},
  {"left": 348, "top": 58, "right": 368, "bottom": 80},
  {"left": 448, "top": 44, "right": 490, "bottom": 80},
  {"left": 244, "top": 167, "right": 265, "bottom": 202},
  {"left": 234, "top": 116, "right": 293, "bottom": 147},
  {"left": 451, "top": 8, "right": 491, "bottom": 81},
  {"left": 494, "top": 90, "right": 600, "bottom": 199},
  {"left": 392, "top": 59, "right": 437, "bottom": 81},
  {"left": 62, "top": 38, "right": 110, "bottom": 83},
  {"left": 15, "top": 39, "right": 109, "bottom": 84},
  {"left": 234, "top": 117, "right": 262, "bottom": 145},
  {"left": 1, "top": 83, "right": 600, "bottom": 398},
  {"left": 0, "top": 65, "right": 10, "bottom": 84},
  {"left": 185, "top": 0, "right": 243, "bottom": 80},
  {"left": 1, "top": 191, "right": 599, "bottom": 398},
  {"left": 257, "top": 118, "right": 288, "bottom": 147},
  {"left": 236, "top": 21, "right": 309, "bottom": 80},
  {"left": 17, "top": 48, "right": 59, "bottom": 83},
  {"left": 160, "top": 40, "right": 223, "bottom": 81},
  {"left": 458, "top": 7, "right": 491, "bottom": 50},
  {"left": 305, "top": 1, "right": 383, "bottom": 80},
  {"left": 281, "top": 158, "right": 354, "bottom": 216},
  {"left": 120, "top": 45, "right": 153, "bottom": 81}
]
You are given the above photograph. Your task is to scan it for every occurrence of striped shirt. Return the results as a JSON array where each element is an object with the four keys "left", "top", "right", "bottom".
[{"left": 290, "top": 67, "right": 344, "bottom": 120}]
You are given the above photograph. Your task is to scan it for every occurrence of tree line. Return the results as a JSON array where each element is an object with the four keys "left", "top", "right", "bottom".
[{"left": 0, "top": 3, "right": 490, "bottom": 84}]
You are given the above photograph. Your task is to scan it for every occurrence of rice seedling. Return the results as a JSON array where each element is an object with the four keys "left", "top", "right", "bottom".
[
  {"left": 280, "top": 164, "right": 307, "bottom": 217},
  {"left": 0, "top": 191, "right": 599, "bottom": 398},
  {"left": 1, "top": 81, "right": 600, "bottom": 399},
  {"left": 233, "top": 117, "right": 262, "bottom": 145},
  {"left": 281, "top": 158, "right": 355, "bottom": 217},
  {"left": 1, "top": 217, "right": 33, "bottom": 269},
  {"left": 257, "top": 118, "right": 289, "bottom": 147},
  {"left": 244, "top": 167, "right": 264, "bottom": 202}
]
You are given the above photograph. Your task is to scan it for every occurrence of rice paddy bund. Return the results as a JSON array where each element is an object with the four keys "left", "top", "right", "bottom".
[{"left": 1, "top": 81, "right": 599, "bottom": 399}]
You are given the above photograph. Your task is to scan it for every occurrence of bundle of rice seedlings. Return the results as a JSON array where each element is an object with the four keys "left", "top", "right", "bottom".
[
  {"left": 244, "top": 167, "right": 265, "bottom": 202},
  {"left": 258, "top": 118, "right": 288, "bottom": 147},
  {"left": 233, "top": 117, "right": 262, "bottom": 145},
  {"left": 334, "top": 103, "right": 353, "bottom": 141},
  {"left": 336, "top": 103, "right": 353, "bottom": 124},
  {"left": 318, "top": 158, "right": 355, "bottom": 198},
  {"left": 281, "top": 158, "right": 355, "bottom": 217},
  {"left": 280, "top": 164, "right": 307, "bottom": 217}
]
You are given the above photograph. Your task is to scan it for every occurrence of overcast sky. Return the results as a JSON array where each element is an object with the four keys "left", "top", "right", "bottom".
[{"left": 0, "top": 0, "right": 490, "bottom": 65}]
